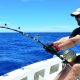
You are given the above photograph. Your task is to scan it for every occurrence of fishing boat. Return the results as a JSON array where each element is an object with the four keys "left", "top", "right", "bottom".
[{"left": 0, "top": 54, "right": 80, "bottom": 80}]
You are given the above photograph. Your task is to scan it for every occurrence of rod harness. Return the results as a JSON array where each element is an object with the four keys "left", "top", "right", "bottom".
[{"left": 0, "top": 26, "right": 70, "bottom": 64}]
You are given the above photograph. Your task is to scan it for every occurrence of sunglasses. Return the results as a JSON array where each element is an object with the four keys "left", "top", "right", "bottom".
[{"left": 75, "top": 15, "right": 80, "bottom": 18}]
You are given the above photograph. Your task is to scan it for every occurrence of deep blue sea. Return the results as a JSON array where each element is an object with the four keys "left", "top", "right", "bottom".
[{"left": 0, "top": 32, "right": 80, "bottom": 76}]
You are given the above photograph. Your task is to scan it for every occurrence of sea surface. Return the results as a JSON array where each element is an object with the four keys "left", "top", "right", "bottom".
[{"left": 0, "top": 32, "right": 80, "bottom": 76}]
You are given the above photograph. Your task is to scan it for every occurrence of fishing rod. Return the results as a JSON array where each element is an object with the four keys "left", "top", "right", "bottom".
[
  {"left": 0, "top": 26, "right": 45, "bottom": 47},
  {"left": 0, "top": 26, "right": 72, "bottom": 64}
]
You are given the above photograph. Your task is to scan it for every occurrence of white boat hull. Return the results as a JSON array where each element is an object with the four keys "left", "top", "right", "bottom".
[{"left": 0, "top": 56, "right": 62, "bottom": 80}]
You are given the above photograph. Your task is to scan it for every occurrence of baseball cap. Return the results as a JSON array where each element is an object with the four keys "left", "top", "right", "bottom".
[{"left": 71, "top": 8, "right": 80, "bottom": 16}]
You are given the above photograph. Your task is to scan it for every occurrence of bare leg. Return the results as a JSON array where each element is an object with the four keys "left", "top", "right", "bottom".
[
  {"left": 53, "top": 64, "right": 71, "bottom": 80},
  {"left": 65, "top": 64, "right": 80, "bottom": 80},
  {"left": 54, "top": 64, "right": 80, "bottom": 80}
]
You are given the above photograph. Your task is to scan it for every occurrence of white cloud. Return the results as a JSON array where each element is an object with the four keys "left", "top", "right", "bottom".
[
  {"left": 0, "top": 16, "right": 7, "bottom": 19},
  {"left": 22, "top": 25, "right": 75, "bottom": 32},
  {"left": 20, "top": 0, "right": 44, "bottom": 2},
  {"left": 20, "top": 0, "right": 30, "bottom": 2},
  {"left": 0, "top": 23, "right": 76, "bottom": 32}
]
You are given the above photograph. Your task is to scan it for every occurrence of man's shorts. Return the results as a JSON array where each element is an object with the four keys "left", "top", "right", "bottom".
[{"left": 74, "top": 55, "right": 80, "bottom": 63}]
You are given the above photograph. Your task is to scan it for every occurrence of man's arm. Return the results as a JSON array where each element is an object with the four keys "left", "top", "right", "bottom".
[
  {"left": 44, "top": 35, "right": 80, "bottom": 55},
  {"left": 54, "top": 36, "right": 69, "bottom": 46},
  {"left": 58, "top": 35, "right": 80, "bottom": 49}
]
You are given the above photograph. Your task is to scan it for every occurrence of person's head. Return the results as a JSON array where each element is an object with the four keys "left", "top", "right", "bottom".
[{"left": 71, "top": 8, "right": 80, "bottom": 26}]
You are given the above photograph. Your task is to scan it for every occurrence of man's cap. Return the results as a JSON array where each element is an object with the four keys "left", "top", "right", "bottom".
[{"left": 71, "top": 8, "right": 80, "bottom": 16}]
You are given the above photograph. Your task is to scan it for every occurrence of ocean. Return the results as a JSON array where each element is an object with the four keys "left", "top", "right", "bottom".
[{"left": 0, "top": 32, "right": 80, "bottom": 76}]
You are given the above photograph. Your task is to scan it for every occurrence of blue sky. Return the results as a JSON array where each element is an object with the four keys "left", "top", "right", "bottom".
[{"left": 0, "top": 0, "right": 80, "bottom": 32}]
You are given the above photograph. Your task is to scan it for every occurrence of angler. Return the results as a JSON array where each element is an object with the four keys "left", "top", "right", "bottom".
[{"left": 45, "top": 8, "right": 80, "bottom": 80}]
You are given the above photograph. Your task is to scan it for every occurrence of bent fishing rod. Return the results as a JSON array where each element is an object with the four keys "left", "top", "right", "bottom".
[
  {"left": 0, "top": 26, "right": 45, "bottom": 47},
  {"left": 0, "top": 26, "right": 69, "bottom": 63}
]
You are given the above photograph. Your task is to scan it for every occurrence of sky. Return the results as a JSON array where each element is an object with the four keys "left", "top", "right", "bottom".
[{"left": 0, "top": 0, "right": 80, "bottom": 32}]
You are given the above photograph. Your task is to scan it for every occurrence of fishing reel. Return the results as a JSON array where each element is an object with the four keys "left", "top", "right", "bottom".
[{"left": 63, "top": 50, "right": 76, "bottom": 63}]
